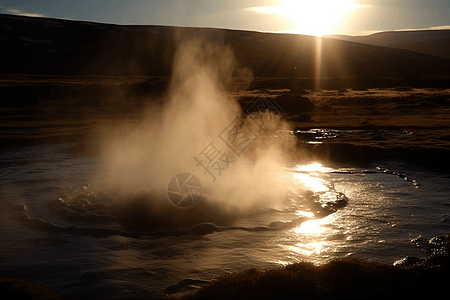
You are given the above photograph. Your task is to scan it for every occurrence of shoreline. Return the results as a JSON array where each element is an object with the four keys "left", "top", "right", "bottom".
[
  {"left": 2, "top": 76, "right": 450, "bottom": 172},
  {"left": 2, "top": 233, "right": 448, "bottom": 299},
  {"left": 173, "top": 233, "right": 450, "bottom": 299},
  {"left": 1, "top": 76, "right": 450, "bottom": 299}
]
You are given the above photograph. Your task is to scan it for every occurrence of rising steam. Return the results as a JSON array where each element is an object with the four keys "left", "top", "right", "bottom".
[{"left": 94, "top": 35, "right": 298, "bottom": 214}]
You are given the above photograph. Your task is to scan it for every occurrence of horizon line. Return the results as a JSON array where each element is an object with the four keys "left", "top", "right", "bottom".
[{"left": 1, "top": 11, "right": 450, "bottom": 37}]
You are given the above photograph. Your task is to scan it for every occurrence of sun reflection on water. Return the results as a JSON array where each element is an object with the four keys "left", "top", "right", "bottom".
[
  {"left": 295, "top": 163, "right": 333, "bottom": 173},
  {"left": 295, "top": 217, "right": 329, "bottom": 235},
  {"left": 289, "top": 214, "right": 337, "bottom": 260},
  {"left": 286, "top": 241, "right": 326, "bottom": 257},
  {"left": 294, "top": 173, "right": 329, "bottom": 192},
  {"left": 293, "top": 163, "right": 333, "bottom": 192},
  {"left": 285, "top": 163, "right": 342, "bottom": 262}
]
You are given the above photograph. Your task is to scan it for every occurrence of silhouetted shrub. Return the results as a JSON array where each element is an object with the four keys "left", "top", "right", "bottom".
[
  {"left": 179, "top": 235, "right": 450, "bottom": 299},
  {"left": 274, "top": 94, "right": 316, "bottom": 114}
]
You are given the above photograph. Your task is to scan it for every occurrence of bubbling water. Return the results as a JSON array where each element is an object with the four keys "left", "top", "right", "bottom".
[{"left": 92, "top": 36, "right": 299, "bottom": 224}]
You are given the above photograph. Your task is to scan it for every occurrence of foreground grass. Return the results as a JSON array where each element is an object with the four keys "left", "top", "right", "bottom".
[
  {"left": 174, "top": 234, "right": 450, "bottom": 299},
  {"left": 4, "top": 244, "right": 448, "bottom": 300},
  {"left": 175, "top": 260, "right": 448, "bottom": 299},
  {"left": 0, "top": 278, "right": 65, "bottom": 299}
]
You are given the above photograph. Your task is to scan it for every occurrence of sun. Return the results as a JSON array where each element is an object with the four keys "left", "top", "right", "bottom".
[{"left": 276, "top": 0, "right": 363, "bottom": 36}]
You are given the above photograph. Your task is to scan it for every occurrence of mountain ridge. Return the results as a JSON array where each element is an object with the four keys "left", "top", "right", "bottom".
[
  {"left": 326, "top": 29, "right": 450, "bottom": 60},
  {"left": 1, "top": 13, "right": 449, "bottom": 78}
]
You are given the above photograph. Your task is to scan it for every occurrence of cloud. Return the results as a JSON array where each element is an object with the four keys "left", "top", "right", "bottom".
[
  {"left": 352, "top": 30, "right": 384, "bottom": 36},
  {"left": 346, "top": 25, "right": 450, "bottom": 36},
  {"left": 394, "top": 25, "right": 450, "bottom": 32},
  {"left": 245, "top": 1, "right": 369, "bottom": 15},
  {"left": 425, "top": 25, "right": 450, "bottom": 30},
  {"left": 245, "top": 6, "right": 284, "bottom": 15},
  {"left": 1, "top": 7, "right": 46, "bottom": 18}
]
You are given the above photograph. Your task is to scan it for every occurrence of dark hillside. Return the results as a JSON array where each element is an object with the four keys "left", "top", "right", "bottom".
[{"left": 1, "top": 14, "right": 449, "bottom": 79}]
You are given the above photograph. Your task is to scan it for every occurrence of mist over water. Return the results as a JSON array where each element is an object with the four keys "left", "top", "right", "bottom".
[
  {"left": 3, "top": 16, "right": 450, "bottom": 300},
  {"left": 93, "top": 36, "right": 298, "bottom": 217}
]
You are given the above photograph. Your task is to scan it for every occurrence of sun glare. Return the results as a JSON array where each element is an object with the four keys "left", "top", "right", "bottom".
[
  {"left": 295, "top": 163, "right": 332, "bottom": 173},
  {"left": 274, "top": 0, "right": 363, "bottom": 36}
]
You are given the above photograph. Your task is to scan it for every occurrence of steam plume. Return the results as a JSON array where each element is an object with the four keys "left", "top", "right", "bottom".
[{"left": 95, "top": 35, "right": 297, "bottom": 213}]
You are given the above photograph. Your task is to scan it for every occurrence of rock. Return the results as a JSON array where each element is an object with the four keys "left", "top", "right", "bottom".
[
  {"left": 423, "top": 234, "right": 450, "bottom": 267},
  {"left": 428, "top": 235, "right": 447, "bottom": 250},
  {"left": 330, "top": 193, "right": 348, "bottom": 209},
  {"left": 165, "top": 278, "right": 210, "bottom": 294},
  {"left": 190, "top": 222, "right": 220, "bottom": 235},
  {"left": 393, "top": 256, "right": 425, "bottom": 267},
  {"left": 411, "top": 235, "right": 431, "bottom": 253}
]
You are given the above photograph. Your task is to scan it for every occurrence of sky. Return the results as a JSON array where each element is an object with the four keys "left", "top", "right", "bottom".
[{"left": 1, "top": 0, "right": 450, "bottom": 36}]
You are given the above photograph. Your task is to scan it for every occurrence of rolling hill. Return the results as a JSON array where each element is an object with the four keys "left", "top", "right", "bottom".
[
  {"left": 327, "top": 29, "right": 450, "bottom": 60},
  {"left": 1, "top": 13, "right": 450, "bottom": 80}
]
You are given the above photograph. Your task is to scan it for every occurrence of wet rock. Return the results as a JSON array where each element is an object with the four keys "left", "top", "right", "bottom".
[
  {"left": 393, "top": 256, "right": 425, "bottom": 267},
  {"left": 424, "top": 234, "right": 450, "bottom": 267},
  {"left": 428, "top": 235, "right": 447, "bottom": 248},
  {"left": 333, "top": 193, "right": 348, "bottom": 208},
  {"left": 411, "top": 234, "right": 450, "bottom": 259},
  {"left": 165, "top": 278, "right": 210, "bottom": 294},
  {"left": 190, "top": 222, "right": 220, "bottom": 235},
  {"left": 411, "top": 235, "right": 431, "bottom": 253}
]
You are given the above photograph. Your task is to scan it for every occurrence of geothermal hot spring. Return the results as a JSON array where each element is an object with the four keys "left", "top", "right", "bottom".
[{"left": 1, "top": 38, "right": 450, "bottom": 298}]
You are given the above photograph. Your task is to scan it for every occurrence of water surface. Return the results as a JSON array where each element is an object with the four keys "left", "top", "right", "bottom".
[{"left": 1, "top": 141, "right": 449, "bottom": 298}]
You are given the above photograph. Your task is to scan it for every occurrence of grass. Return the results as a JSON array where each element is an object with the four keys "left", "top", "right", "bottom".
[
  {"left": 1, "top": 75, "right": 450, "bottom": 167},
  {"left": 233, "top": 85, "right": 450, "bottom": 170},
  {"left": 173, "top": 234, "right": 450, "bottom": 299},
  {"left": 0, "top": 278, "right": 65, "bottom": 299}
]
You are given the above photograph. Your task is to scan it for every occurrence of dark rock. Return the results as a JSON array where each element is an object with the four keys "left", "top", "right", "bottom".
[
  {"left": 165, "top": 278, "right": 210, "bottom": 294},
  {"left": 411, "top": 235, "right": 430, "bottom": 253},
  {"left": 428, "top": 235, "right": 447, "bottom": 249},
  {"left": 190, "top": 222, "right": 220, "bottom": 235},
  {"left": 393, "top": 256, "right": 425, "bottom": 267}
]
